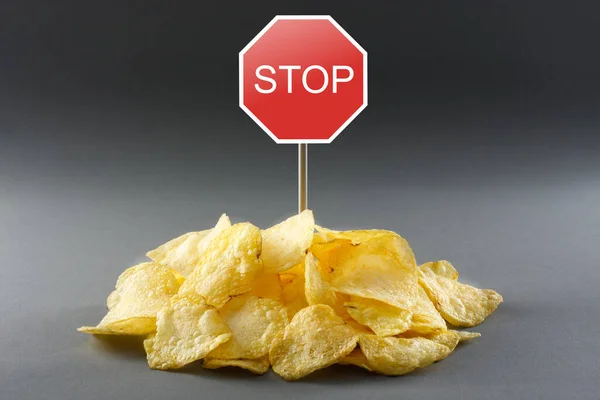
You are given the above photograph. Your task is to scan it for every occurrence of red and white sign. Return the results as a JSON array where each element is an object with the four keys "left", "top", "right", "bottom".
[{"left": 239, "top": 15, "right": 367, "bottom": 144}]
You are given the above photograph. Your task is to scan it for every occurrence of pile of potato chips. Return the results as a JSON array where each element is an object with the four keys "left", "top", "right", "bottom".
[{"left": 79, "top": 210, "right": 502, "bottom": 380}]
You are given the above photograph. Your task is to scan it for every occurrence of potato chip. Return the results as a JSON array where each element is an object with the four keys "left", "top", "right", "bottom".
[
  {"left": 170, "top": 269, "right": 186, "bottom": 286},
  {"left": 407, "top": 286, "right": 447, "bottom": 334},
  {"left": 144, "top": 292, "right": 231, "bottom": 370},
  {"left": 178, "top": 222, "right": 263, "bottom": 308},
  {"left": 283, "top": 261, "right": 305, "bottom": 277},
  {"left": 249, "top": 272, "right": 282, "bottom": 300},
  {"left": 208, "top": 295, "right": 287, "bottom": 359},
  {"left": 146, "top": 214, "right": 231, "bottom": 276},
  {"left": 77, "top": 317, "right": 157, "bottom": 336},
  {"left": 269, "top": 305, "right": 358, "bottom": 380},
  {"left": 313, "top": 233, "right": 419, "bottom": 310},
  {"left": 420, "top": 260, "right": 459, "bottom": 280},
  {"left": 344, "top": 316, "right": 375, "bottom": 334},
  {"left": 314, "top": 226, "right": 401, "bottom": 246},
  {"left": 304, "top": 253, "right": 348, "bottom": 317},
  {"left": 202, "top": 356, "right": 270, "bottom": 375},
  {"left": 106, "top": 290, "right": 119, "bottom": 310},
  {"left": 279, "top": 268, "right": 308, "bottom": 319},
  {"left": 344, "top": 296, "right": 412, "bottom": 337},
  {"left": 147, "top": 231, "right": 199, "bottom": 264},
  {"left": 278, "top": 273, "right": 296, "bottom": 286},
  {"left": 425, "top": 330, "right": 481, "bottom": 352},
  {"left": 457, "top": 330, "right": 481, "bottom": 342},
  {"left": 418, "top": 268, "right": 503, "bottom": 327},
  {"left": 309, "top": 238, "right": 351, "bottom": 271},
  {"left": 78, "top": 262, "right": 181, "bottom": 335},
  {"left": 339, "top": 348, "right": 373, "bottom": 372},
  {"left": 261, "top": 210, "right": 314, "bottom": 273},
  {"left": 357, "top": 334, "right": 452, "bottom": 376},
  {"left": 312, "top": 225, "right": 341, "bottom": 245}
]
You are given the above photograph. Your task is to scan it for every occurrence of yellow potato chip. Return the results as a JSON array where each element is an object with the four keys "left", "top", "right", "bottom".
[
  {"left": 144, "top": 292, "right": 231, "bottom": 370},
  {"left": 304, "top": 253, "right": 348, "bottom": 317},
  {"left": 407, "top": 286, "right": 447, "bottom": 334},
  {"left": 457, "top": 330, "right": 481, "bottom": 342},
  {"left": 78, "top": 317, "right": 157, "bottom": 336},
  {"left": 279, "top": 270, "right": 308, "bottom": 319},
  {"left": 203, "top": 356, "right": 270, "bottom": 375},
  {"left": 146, "top": 214, "right": 231, "bottom": 277},
  {"left": 170, "top": 269, "right": 186, "bottom": 286},
  {"left": 147, "top": 231, "right": 199, "bottom": 264},
  {"left": 425, "top": 330, "right": 481, "bottom": 352},
  {"left": 344, "top": 296, "right": 412, "bottom": 336},
  {"left": 339, "top": 348, "right": 373, "bottom": 372},
  {"left": 422, "top": 330, "right": 460, "bottom": 351},
  {"left": 313, "top": 233, "right": 419, "bottom": 310},
  {"left": 283, "top": 261, "right": 305, "bottom": 277},
  {"left": 106, "top": 290, "right": 119, "bottom": 310},
  {"left": 314, "top": 226, "right": 400, "bottom": 246},
  {"left": 269, "top": 304, "right": 358, "bottom": 380},
  {"left": 179, "top": 222, "right": 263, "bottom": 308},
  {"left": 208, "top": 295, "right": 287, "bottom": 359},
  {"left": 278, "top": 273, "right": 295, "bottom": 286},
  {"left": 309, "top": 238, "right": 351, "bottom": 271},
  {"left": 261, "top": 210, "right": 314, "bottom": 273},
  {"left": 78, "top": 262, "right": 181, "bottom": 335},
  {"left": 420, "top": 260, "right": 459, "bottom": 280},
  {"left": 418, "top": 268, "right": 503, "bottom": 327},
  {"left": 249, "top": 272, "right": 282, "bottom": 300},
  {"left": 312, "top": 225, "right": 341, "bottom": 245},
  {"left": 357, "top": 334, "right": 452, "bottom": 376}
]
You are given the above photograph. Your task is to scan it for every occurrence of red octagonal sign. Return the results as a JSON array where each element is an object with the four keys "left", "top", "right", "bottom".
[{"left": 240, "top": 16, "right": 367, "bottom": 144}]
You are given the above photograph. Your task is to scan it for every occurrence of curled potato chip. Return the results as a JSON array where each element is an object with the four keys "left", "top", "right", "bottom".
[
  {"left": 249, "top": 272, "right": 282, "bottom": 300},
  {"left": 357, "top": 334, "right": 452, "bottom": 376},
  {"left": 78, "top": 262, "right": 181, "bottom": 335},
  {"left": 144, "top": 292, "right": 231, "bottom": 370},
  {"left": 203, "top": 356, "right": 271, "bottom": 375},
  {"left": 261, "top": 210, "right": 314, "bottom": 273},
  {"left": 179, "top": 223, "right": 263, "bottom": 308},
  {"left": 313, "top": 232, "right": 419, "bottom": 310},
  {"left": 146, "top": 214, "right": 231, "bottom": 277},
  {"left": 208, "top": 295, "right": 287, "bottom": 359},
  {"left": 407, "top": 286, "right": 447, "bottom": 334},
  {"left": 304, "top": 253, "right": 348, "bottom": 317},
  {"left": 420, "top": 260, "right": 459, "bottom": 280},
  {"left": 269, "top": 305, "right": 358, "bottom": 380},
  {"left": 344, "top": 296, "right": 412, "bottom": 337},
  {"left": 418, "top": 267, "right": 503, "bottom": 327}
]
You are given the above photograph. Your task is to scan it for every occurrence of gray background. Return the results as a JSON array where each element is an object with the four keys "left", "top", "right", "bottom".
[{"left": 1, "top": 1, "right": 599, "bottom": 399}]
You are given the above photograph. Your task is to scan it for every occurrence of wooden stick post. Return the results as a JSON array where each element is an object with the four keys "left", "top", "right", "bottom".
[{"left": 298, "top": 144, "right": 307, "bottom": 213}]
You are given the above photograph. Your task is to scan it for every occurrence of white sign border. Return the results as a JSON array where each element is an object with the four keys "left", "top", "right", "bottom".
[{"left": 239, "top": 15, "right": 368, "bottom": 144}]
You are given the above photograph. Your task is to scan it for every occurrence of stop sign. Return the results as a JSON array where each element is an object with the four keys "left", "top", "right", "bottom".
[{"left": 239, "top": 16, "right": 367, "bottom": 144}]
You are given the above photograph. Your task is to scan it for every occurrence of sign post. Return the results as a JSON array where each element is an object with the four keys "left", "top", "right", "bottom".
[
  {"left": 239, "top": 15, "right": 367, "bottom": 212},
  {"left": 298, "top": 143, "right": 307, "bottom": 213}
]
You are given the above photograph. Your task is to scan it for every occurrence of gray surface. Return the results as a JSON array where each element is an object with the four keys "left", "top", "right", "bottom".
[{"left": 1, "top": 130, "right": 599, "bottom": 400}]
